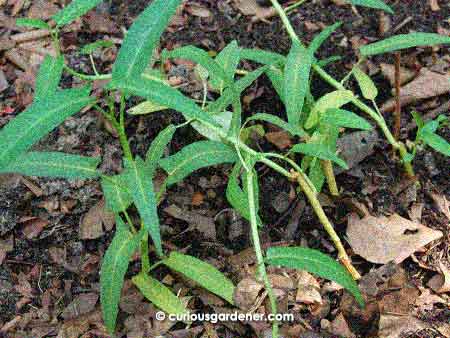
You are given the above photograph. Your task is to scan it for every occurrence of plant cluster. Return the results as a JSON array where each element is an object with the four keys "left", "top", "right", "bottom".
[{"left": 2, "top": 0, "right": 450, "bottom": 336}]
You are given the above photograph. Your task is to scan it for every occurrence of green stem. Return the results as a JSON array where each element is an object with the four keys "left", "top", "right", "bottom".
[
  {"left": 321, "top": 160, "right": 339, "bottom": 196},
  {"left": 141, "top": 232, "right": 151, "bottom": 273},
  {"left": 118, "top": 93, "right": 133, "bottom": 162},
  {"left": 63, "top": 64, "right": 112, "bottom": 81},
  {"left": 246, "top": 169, "right": 279, "bottom": 338}
]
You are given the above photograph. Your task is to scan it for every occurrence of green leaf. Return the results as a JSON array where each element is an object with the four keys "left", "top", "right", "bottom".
[
  {"left": 163, "top": 252, "right": 235, "bottom": 304},
  {"left": 360, "top": 32, "right": 450, "bottom": 56},
  {"left": 316, "top": 55, "right": 342, "bottom": 67},
  {"left": 0, "top": 86, "right": 93, "bottom": 169},
  {"left": 292, "top": 143, "right": 348, "bottom": 169},
  {"left": 353, "top": 67, "right": 378, "bottom": 100},
  {"left": 266, "top": 246, "right": 364, "bottom": 307},
  {"left": 284, "top": 41, "right": 313, "bottom": 126},
  {"left": 112, "top": 0, "right": 182, "bottom": 81},
  {"left": 101, "top": 174, "right": 133, "bottom": 213},
  {"left": 411, "top": 111, "right": 424, "bottom": 130},
  {"left": 308, "top": 158, "right": 326, "bottom": 192},
  {"left": 145, "top": 124, "right": 177, "bottom": 176},
  {"left": 163, "top": 46, "right": 229, "bottom": 87},
  {"left": 207, "top": 66, "right": 268, "bottom": 113},
  {"left": 112, "top": 77, "right": 218, "bottom": 126},
  {"left": 100, "top": 218, "right": 142, "bottom": 334},
  {"left": 124, "top": 157, "right": 162, "bottom": 257},
  {"left": 192, "top": 111, "right": 232, "bottom": 141},
  {"left": 210, "top": 40, "right": 241, "bottom": 91},
  {"left": 52, "top": 0, "right": 102, "bottom": 26},
  {"left": 34, "top": 55, "right": 64, "bottom": 102},
  {"left": 132, "top": 273, "right": 188, "bottom": 316},
  {"left": 420, "top": 132, "right": 450, "bottom": 157},
  {"left": 266, "top": 66, "right": 285, "bottom": 102},
  {"left": 0, "top": 152, "right": 100, "bottom": 179},
  {"left": 159, "top": 141, "right": 238, "bottom": 186},
  {"left": 16, "top": 18, "right": 50, "bottom": 30},
  {"left": 127, "top": 101, "right": 168, "bottom": 115},
  {"left": 321, "top": 109, "right": 373, "bottom": 130},
  {"left": 239, "top": 48, "right": 286, "bottom": 66},
  {"left": 80, "top": 40, "right": 114, "bottom": 55},
  {"left": 309, "top": 22, "right": 342, "bottom": 54},
  {"left": 226, "top": 163, "right": 262, "bottom": 225},
  {"left": 246, "top": 113, "right": 306, "bottom": 136},
  {"left": 305, "top": 90, "right": 354, "bottom": 129},
  {"left": 348, "top": 0, "right": 393, "bottom": 14}
]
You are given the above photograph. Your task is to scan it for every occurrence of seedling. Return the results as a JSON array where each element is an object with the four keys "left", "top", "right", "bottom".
[{"left": 4, "top": 0, "right": 450, "bottom": 337}]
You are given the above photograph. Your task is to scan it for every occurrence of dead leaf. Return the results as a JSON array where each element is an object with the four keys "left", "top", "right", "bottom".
[
  {"left": 84, "top": 12, "right": 119, "bottom": 34},
  {"left": 427, "top": 262, "right": 450, "bottom": 293},
  {"left": 233, "top": 277, "right": 264, "bottom": 311},
  {"left": 296, "top": 271, "right": 322, "bottom": 305},
  {"left": 336, "top": 131, "right": 379, "bottom": 174},
  {"left": 61, "top": 293, "right": 99, "bottom": 320},
  {"left": 79, "top": 199, "right": 115, "bottom": 239},
  {"left": 327, "top": 313, "right": 356, "bottom": 338},
  {"left": 347, "top": 213, "right": 443, "bottom": 264},
  {"left": 191, "top": 191, "right": 204, "bottom": 206},
  {"left": 381, "top": 69, "right": 450, "bottom": 112},
  {"left": 0, "top": 235, "right": 13, "bottom": 265},
  {"left": 380, "top": 63, "right": 416, "bottom": 87},
  {"left": 415, "top": 288, "right": 446, "bottom": 311},
  {"left": 378, "top": 314, "right": 427, "bottom": 338},
  {"left": 265, "top": 131, "right": 292, "bottom": 150},
  {"left": 21, "top": 217, "right": 49, "bottom": 239},
  {"left": 0, "top": 70, "right": 8, "bottom": 93},
  {"left": 164, "top": 204, "right": 216, "bottom": 240},
  {"left": 429, "top": 0, "right": 440, "bottom": 11},
  {"left": 428, "top": 191, "right": 450, "bottom": 221},
  {"left": 233, "top": 0, "right": 276, "bottom": 21},
  {"left": 185, "top": 3, "right": 212, "bottom": 18},
  {"left": 379, "top": 285, "right": 419, "bottom": 315}
]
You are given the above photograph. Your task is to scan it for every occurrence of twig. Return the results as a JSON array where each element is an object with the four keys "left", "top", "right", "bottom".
[{"left": 11, "top": 29, "right": 51, "bottom": 43}]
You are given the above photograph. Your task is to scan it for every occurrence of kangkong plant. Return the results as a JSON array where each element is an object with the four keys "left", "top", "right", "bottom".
[{"left": 4, "top": 0, "right": 450, "bottom": 336}]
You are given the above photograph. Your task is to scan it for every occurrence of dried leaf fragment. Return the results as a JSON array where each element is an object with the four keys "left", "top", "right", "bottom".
[{"left": 347, "top": 213, "right": 443, "bottom": 264}]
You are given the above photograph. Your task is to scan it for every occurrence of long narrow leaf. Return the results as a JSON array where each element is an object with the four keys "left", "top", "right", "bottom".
[
  {"left": 0, "top": 86, "right": 93, "bottom": 169},
  {"left": 52, "top": 0, "right": 102, "bottom": 26},
  {"left": 113, "top": 77, "right": 218, "bottom": 126},
  {"left": 284, "top": 41, "right": 313, "bottom": 126},
  {"left": 163, "top": 252, "right": 235, "bottom": 304},
  {"left": 321, "top": 109, "right": 373, "bottom": 130},
  {"left": 100, "top": 218, "right": 142, "bottom": 334},
  {"left": 124, "top": 157, "right": 162, "bottom": 257},
  {"left": 266, "top": 246, "right": 364, "bottom": 306},
  {"left": 132, "top": 273, "right": 188, "bottom": 316},
  {"left": 0, "top": 152, "right": 100, "bottom": 179},
  {"left": 101, "top": 174, "right": 133, "bottom": 213},
  {"left": 34, "top": 55, "right": 64, "bottom": 101},
  {"left": 246, "top": 113, "right": 305, "bottom": 136},
  {"left": 360, "top": 32, "right": 450, "bottom": 56},
  {"left": 145, "top": 125, "right": 177, "bottom": 176},
  {"left": 292, "top": 143, "right": 348, "bottom": 169},
  {"left": 112, "top": 0, "right": 182, "bottom": 81},
  {"left": 353, "top": 67, "right": 378, "bottom": 100},
  {"left": 159, "top": 141, "right": 238, "bottom": 186},
  {"left": 239, "top": 48, "right": 286, "bottom": 66},
  {"left": 309, "top": 22, "right": 342, "bottom": 54},
  {"left": 210, "top": 40, "right": 241, "bottom": 91},
  {"left": 349, "top": 0, "right": 393, "bottom": 14}
]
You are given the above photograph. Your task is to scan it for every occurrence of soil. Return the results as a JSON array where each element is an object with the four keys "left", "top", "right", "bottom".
[{"left": 0, "top": 0, "right": 449, "bottom": 337}]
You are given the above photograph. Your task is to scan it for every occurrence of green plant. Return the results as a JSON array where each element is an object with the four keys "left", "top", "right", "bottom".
[{"left": 5, "top": 0, "right": 450, "bottom": 336}]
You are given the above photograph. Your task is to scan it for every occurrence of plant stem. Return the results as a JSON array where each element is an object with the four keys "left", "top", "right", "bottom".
[
  {"left": 141, "top": 232, "right": 151, "bottom": 273},
  {"left": 63, "top": 64, "right": 112, "bottom": 81},
  {"left": 295, "top": 171, "right": 361, "bottom": 280},
  {"left": 118, "top": 93, "right": 133, "bottom": 162},
  {"left": 321, "top": 160, "right": 339, "bottom": 196},
  {"left": 246, "top": 169, "right": 279, "bottom": 338},
  {"left": 394, "top": 52, "right": 401, "bottom": 141}
]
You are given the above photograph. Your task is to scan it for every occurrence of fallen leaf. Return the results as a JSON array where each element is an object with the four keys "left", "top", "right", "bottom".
[
  {"left": 233, "top": 277, "right": 264, "bottom": 311},
  {"left": 427, "top": 262, "right": 450, "bottom": 293},
  {"left": 296, "top": 271, "right": 322, "bottom": 305},
  {"left": 191, "top": 191, "right": 204, "bottom": 206},
  {"left": 347, "top": 213, "right": 443, "bottom": 264},
  {"left": 415, "top": 288, "right": 446, "bottom": 311},
  {"left": 61, "top": 293, "right": 99, "bottom": 320},
  {"left": 429, "top": 0, "right": 440, "bottom": 11},
  {"left": 327, "top": 313, "right": 356, "bottom": 338},
  {"left": 21, "top": 217, "right": 49, "bottom": 239},
  {"left": 336, "top": 131, "right": 379, "bottom": 174},
  {"left": 79, "top": 199, "right": 115, "bottom": 239},
  {"left": 164, "top": 204, "right": 216, "bottom": 240},
  {"left": 380, "top": 63, "right": 416, "bottom": 87},
  {"left": 378, "top": 314, "right": 427, "bottom": 338},
  {"left": 265, "top": 131, "right": 292, "bottom": 150},
  {"left": 233, "top": 0, "right": 276, "bottom": 21},
  {"left": 84, "top": 12, "right": 119, "bottom": 34},
  {"left": 428, "top": 191, "right": 450, "bottom": 221},
  {"left": 0, "top": 235, "right": 13, "bottom": 265},
  {"left": 0, "top": 70, "right": 8, "bottom": 93},
  {"left": 381, "top": 69, "right": 450, "bottom": 112},
  {"left": 185, "top": 3, "right": 212, "bottom": 18},
  {"left": 378, "top": 285, "right": 419, "bottom": 315}
]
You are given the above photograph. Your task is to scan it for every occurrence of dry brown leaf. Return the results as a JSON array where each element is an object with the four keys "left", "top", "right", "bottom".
[
  {"left": 427, "top": 262, "right": 450, "bottom": 293},
  {"left": 21, "top": 217, "right": 49, "bottom": 239},
  {"left": 378, "top": 314, "right": 428, "bottom": 338},
  {"left": 0, "top": 235, "right": 13, "bottom": 265},
  {"left": 327, "top": 313, "right": 356, "bottom": 338},
  {"left": 233, "top": 278, "right": 264, "bottom": 311},
  {"left": 61, "top": 293, "right": 98, "bottom": 320},
  {"left": 185, "top": 3, "right": 212, "bottom": 18},
  {"left": 296, "top": 271, "right": 322, "bottom": 305},
  {"left": 428, "top": 191, "right": 450, "bottom": 221},
  {"left": 265, "top": 131, "right": 292, "bottom": 150},
  {"left": 79, "top": 199, "right": 115, "bottom": 240},
  {"left": 164, "top": 204, "right": 216, "bottom": 240},
  {"left": 429, "top": 0, "right": 440, "bottom": 11},
  {"left": 380, "top": 63, "right": 416, "bottom": 87},
  {"left": 233, "top": 0, "right": 276, "bottom": 21},
  {"left": 347, "top": 213, "right": 443, "bottom": 264},
  {"left": 381, "top": 69, "right": 450, "bottom": 112}
]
